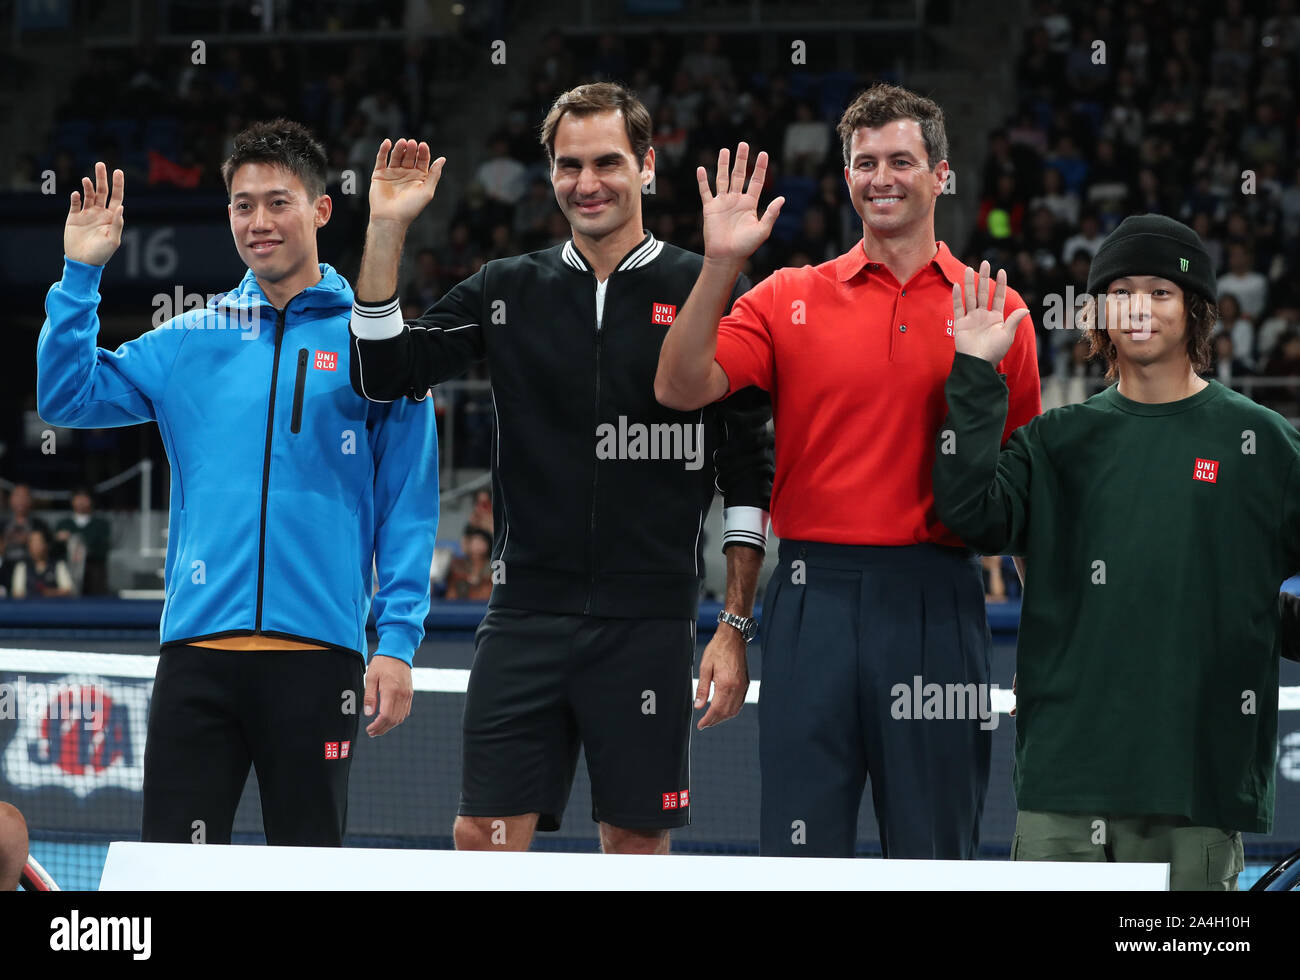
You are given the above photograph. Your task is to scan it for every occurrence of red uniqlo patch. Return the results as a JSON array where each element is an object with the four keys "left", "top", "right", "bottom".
[
  {"left": 1193, "top": 457, "right": 1218, "bottom": 483},
  {"left": 314, "top": 350, "right": 338, "bottom": 371},
  {"left": 651, "top": 302, "right": 677, "bottom": 326},
  {"left": 324, "top": 741, "right": 340, "bottom": 759},
  {"left": 679, "top": 790, "right": 689, "bottom": 808},
  {"left": 662, "top": 792, "right": 678, "bottom": 810},
  {"left": 340, "top": 740, "right": 351, "bottom": 759}
]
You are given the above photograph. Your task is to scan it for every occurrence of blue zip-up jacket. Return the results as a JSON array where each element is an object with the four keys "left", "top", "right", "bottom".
[{"left": 37, "top": 258, "right": 438, "bottom": 664}]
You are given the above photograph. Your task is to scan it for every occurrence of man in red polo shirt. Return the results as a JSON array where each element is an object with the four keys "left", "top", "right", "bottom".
[{"left": 656, "top": 83, "right": 1041, "bottom": 858}]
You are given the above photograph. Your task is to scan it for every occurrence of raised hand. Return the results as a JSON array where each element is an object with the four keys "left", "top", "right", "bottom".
[
  {"left": 65, "top": 162, "right": 125, "bottom": 267},
  {"left": 696, "top": 143, "right": 784, "bottom": 265},
  {"left": 951, "top": 260, "right": 1030, "bottom": 365},
  {"left": 369, "top": 138, "right": 446, "bottom": 227}
]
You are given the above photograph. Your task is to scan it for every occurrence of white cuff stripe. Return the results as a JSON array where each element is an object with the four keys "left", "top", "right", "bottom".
[
  {"left": 722, "top": 506, "right": 770, "bottom": 550},
  {"left": 354, "top": 296, "right": 401, "bottom": 316},
  {"left": 351, "top": 302, "right": 405, "bottom": 340}
]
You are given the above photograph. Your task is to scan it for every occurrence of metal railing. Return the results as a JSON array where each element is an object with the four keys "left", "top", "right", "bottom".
[{"left": 0, "top": 460, "right": 158, "bottom": 558}]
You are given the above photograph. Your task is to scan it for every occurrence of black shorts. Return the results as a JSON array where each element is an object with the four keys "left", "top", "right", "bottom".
[
  {"left": 141, "top": 644, "right": 364, "bottom": 846},
  {"left": 459, "top": 607, "right": 695, "bottom": 831}
]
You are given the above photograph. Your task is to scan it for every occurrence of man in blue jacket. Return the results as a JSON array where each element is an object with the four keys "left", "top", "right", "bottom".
[{"left": 36, "top": 120, "right": 439, "bottom": 846}]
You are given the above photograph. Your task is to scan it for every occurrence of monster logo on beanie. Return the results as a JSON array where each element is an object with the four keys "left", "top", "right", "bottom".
[{"left": 1085, "top": 213, "right": 1217, "bottom": 304}]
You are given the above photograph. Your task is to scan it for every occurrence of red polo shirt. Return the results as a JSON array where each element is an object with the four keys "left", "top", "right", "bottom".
[{"left": 715, "top": 240, "right": 1041, "bottom": 546}]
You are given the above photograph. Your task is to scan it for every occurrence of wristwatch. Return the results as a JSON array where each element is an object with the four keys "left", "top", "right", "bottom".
[{"left": 717, "top": 609, "right": 758, "bottom": 643}]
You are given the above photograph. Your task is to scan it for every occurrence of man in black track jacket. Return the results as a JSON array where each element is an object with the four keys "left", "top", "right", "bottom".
[{"left": 349, "top": 83, "right": 774, "bottom": 854}]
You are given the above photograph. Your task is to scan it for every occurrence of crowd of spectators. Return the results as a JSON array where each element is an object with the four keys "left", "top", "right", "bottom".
[
  {"left": 0, "top": 485, "right": 110, "bottom": 598},
  {"left": 429, "top": 489, "right": 496, "bottom": 600},
  {"left": 976, "top": 0, "right": 1300, "bottom": 412}
]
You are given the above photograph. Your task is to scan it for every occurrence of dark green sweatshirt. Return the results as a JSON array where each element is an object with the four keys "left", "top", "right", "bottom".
[{"left": 933, "top": 352, "right": 1300, "bottom": 833}]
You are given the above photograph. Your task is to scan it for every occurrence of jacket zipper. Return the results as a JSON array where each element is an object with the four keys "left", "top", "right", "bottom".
[
  {"left": 290, "top": 348, "right": 308, "bottom": 433},
  {"left": 255, "top": 307, "right": 288, "bottom": 630},
  {"left": 585, "top": 282, "right": 602, "bottom": 615}
]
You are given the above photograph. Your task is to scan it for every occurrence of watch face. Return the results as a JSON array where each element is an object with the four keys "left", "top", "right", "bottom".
[{"left": 719, "top": 611, "right": 757, "bottom": 641}]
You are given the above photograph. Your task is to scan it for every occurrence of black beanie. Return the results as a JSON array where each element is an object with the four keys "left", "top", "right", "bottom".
[{"left": 1085, "top": 213, "right": 1217, "bottom": 303}]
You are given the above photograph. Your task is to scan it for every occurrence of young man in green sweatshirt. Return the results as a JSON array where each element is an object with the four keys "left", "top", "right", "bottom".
[{"left": 932, "top": 213, "right": 1300, "bottom": 890}]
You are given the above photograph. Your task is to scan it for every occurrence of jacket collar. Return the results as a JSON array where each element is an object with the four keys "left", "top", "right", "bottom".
[
  {"left": 562, "top": 231, "right": 663, "bottom": 275},
  {"left": 216, "top": 263, "right": 353, "bottom": 314}
]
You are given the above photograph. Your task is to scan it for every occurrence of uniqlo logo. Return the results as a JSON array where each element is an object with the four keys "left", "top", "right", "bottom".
[
  {"left": 340, "top": 740, "right": 351, "bottom": 759},
  {"left": 651, "top": 302, "right": 677, "bottom": 326},
  {"left": 679, "top": 790, "right": 689, "bottom": 808},
  {"left": 1193, "top": 457, "right": 1218, "bottom": 483},
  {"left": 324, "top": 741, "right": 340, "bottom": 760},
  {"left": 314, "top": 350, "right": 338, "bottom": 371},
  {"left": 662, "top": 791, "right": 678, "bottom": 810}
]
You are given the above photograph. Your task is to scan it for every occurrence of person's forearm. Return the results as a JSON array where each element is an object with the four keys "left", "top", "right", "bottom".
[
  {"left": 721, "top": 543, "right": 763, "bottom": 618},
  {"left": 355, "top": 220, "right": 409, "bottom": 304},
  {"left": 984, "top": 556, "right": 1006, "bottom": 598},
  {"left": 655, "top": 256, "right": 742, "bottom": 410},
  {"left": 350, "top": 221, "right": 418, "bottom": 399},
  {"left": 933, "top": 354, "right": 1019, "bottom": 555}
]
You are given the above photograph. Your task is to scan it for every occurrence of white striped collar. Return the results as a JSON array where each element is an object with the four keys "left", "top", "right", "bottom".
[
  {"left": 562, "top": 231, "right": 664, "bottom": 274},
  {"left": 561, "top": 238, "right": 588, "bottom": 271}
]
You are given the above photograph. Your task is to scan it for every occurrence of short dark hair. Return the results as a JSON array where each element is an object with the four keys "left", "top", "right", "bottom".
[
  {"left": 837, "top": 83, "right": 948, "bottom": 168},
  {"left": 462, "top": 525, "right": 493, "bottom": 551},
  {"left": 540, "top": 82, "right": 653, "bottom": 166},
  {"left": 221, "top": 119, "right": 328, "bottom": 201},
  {"left": 1080, "top": 290, "right": 1218, "bottom": 381}
]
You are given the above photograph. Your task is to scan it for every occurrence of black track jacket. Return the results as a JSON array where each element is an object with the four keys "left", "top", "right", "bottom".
[{"left": 350, "top": 232, "right": 774, "bottom": 621}]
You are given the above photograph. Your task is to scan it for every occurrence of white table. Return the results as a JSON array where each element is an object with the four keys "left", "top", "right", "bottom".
[{"left": 99, "top": 841, "right": 1169, "bottom": 890}]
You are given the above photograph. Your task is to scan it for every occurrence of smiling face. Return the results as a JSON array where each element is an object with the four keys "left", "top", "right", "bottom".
[
  {"left": 1104, "top": 275, "right": 1188, "bottom": 370},
  {"left": 550, "top": 109, "right": 652, "bottom": 242},
  {"left": 228, "top": 162, "right": 331, "bottom": 291},
  {"left": 843, "top": 119, "right": 946, "bottom": 238}
]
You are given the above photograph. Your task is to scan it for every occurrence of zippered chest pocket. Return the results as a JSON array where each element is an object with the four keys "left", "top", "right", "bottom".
[
  {"left": 290, "top": 347, "right": 358, "bottom": 435},
  {"left": 291, "top": 348, "right": 309, "bottom": 433},
  {"left": 280, "top": 345, "right": 370, "bottom": 510}
]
